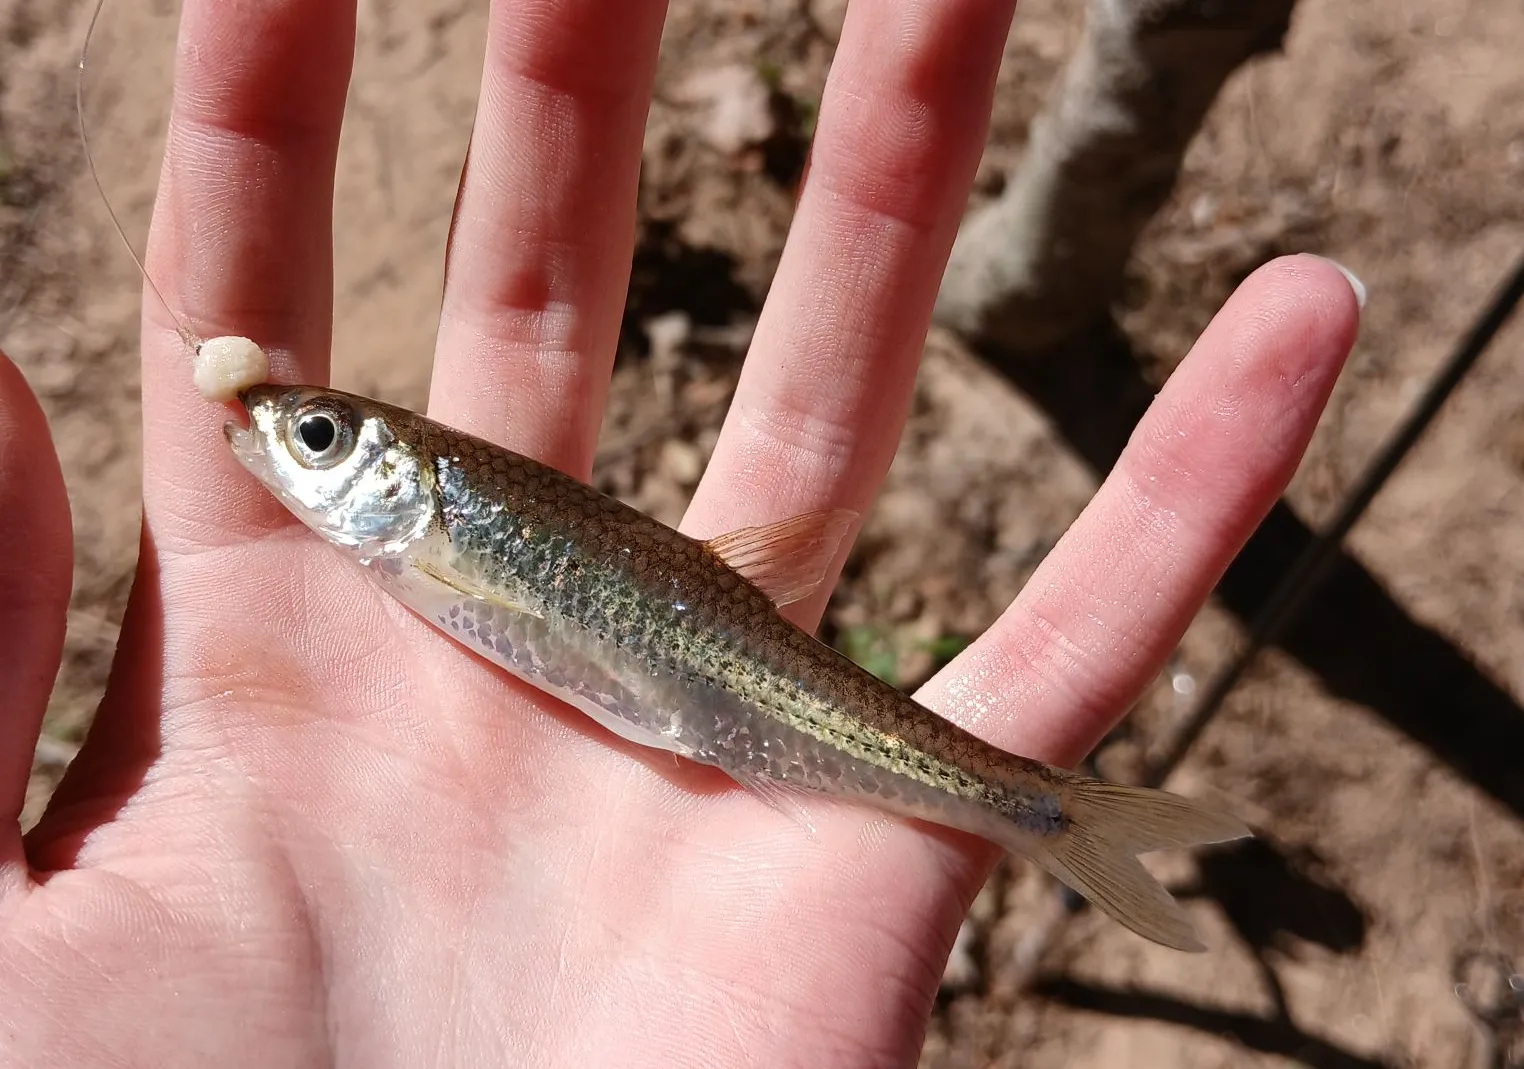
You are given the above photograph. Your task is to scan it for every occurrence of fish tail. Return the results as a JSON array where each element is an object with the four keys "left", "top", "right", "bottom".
[{"left": 1003, "top": 778, "right": 1251, "bottom": 952}]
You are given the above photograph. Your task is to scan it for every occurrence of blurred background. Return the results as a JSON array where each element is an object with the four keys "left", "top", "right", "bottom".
[{"left": 3, "top": 0, "right": 1524, "bottom": 1065}]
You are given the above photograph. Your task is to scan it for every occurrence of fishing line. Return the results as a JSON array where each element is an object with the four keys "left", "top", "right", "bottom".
[
  {"left": 77, "top": 0, "right": 270, "bottom": 399},
  {"left": 77, "top": 0, "right": 200, "bottom": 354}
]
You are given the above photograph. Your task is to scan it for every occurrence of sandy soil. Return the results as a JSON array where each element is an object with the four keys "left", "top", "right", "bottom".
[{"left": 4, "top": 0, "right": 1524, "bottom": 1065}]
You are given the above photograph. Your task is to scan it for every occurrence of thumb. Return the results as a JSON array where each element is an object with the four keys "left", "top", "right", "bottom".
[{"left": 0, "top": 348, "right": 72, "bottom": 890}]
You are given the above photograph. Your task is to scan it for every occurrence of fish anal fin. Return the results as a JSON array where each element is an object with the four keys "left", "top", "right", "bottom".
[
  {"left": 414, "top": 559, "right": 543, "bottom": 619},
  {"left": 704, "top": 508, "right": 858, "bottom": 608}
]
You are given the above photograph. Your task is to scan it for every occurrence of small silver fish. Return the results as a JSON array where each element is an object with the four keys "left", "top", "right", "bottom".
[{"left": 228, "top": 384, "right": 1249, "bottom": 950}]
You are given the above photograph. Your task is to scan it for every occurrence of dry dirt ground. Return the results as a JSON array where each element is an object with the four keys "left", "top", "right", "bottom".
[{"left": 4, "top": 0, "right": 1524, "bottom": 1066}]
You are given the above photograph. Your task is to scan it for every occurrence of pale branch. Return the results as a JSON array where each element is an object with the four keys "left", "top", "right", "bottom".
[{"left": 934, "top": 0, "right": 1298, "bottom": 357}]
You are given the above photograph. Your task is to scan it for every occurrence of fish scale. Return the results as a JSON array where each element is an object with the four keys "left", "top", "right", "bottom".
[
  {"left": 228, "top": 383, "right": 1252, "bottom": 951},
  {"left": 423, "top": 420, "right": 1012, "bottom": 813}
]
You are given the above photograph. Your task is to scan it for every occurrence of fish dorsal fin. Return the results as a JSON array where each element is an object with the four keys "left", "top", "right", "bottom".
[{"left": 704, "top": 508, "right": 858, "bottom": 608}]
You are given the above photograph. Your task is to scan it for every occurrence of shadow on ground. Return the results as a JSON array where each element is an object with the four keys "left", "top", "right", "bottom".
[
  {"left": 1032, "top": 837, "right": 1384, "bottom": 1068},
  {"left": 974, "top": 323, "right": 1524, "bottom": 822},
  {"left": 616, "top": 216, "right": 1524, "bottom": 826},
  {"left": 1034, "top": 974, "right": 1393, "bottom": 1069}
]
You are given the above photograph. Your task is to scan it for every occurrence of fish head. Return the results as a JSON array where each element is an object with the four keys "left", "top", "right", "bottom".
[{"left": 226, "top": 384, "right": 438, "bottom": 557}]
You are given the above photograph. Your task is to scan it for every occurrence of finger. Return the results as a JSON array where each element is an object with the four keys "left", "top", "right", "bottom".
[
  {"left": 428, "top": 0, "right": 668, "bottom": 477},
  {"left": 0, "top": 351, "right": 72, "bottom": 889},
  {"left": 681, "top": 0, "right": 1018, "bottom": 628},
  {"left": 920, "top": 255, "right": 1363, "bottom": 766},
  {"left": 139, "top": 0, "right": 356, "bottom": 551}
]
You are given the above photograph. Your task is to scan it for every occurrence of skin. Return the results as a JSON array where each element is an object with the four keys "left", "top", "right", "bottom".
[{"left": 0, "top": 1, "right": 1360, "bottom": 1066}]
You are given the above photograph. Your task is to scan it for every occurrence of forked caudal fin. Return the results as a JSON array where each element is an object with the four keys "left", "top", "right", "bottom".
[{"left": 1011, "top": 779, "right": 1251, "bottom": 952}]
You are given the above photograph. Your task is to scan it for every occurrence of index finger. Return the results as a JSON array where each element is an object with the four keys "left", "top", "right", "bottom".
[{"left": 138, "top": 0, "right": 355, "bottom": 554}]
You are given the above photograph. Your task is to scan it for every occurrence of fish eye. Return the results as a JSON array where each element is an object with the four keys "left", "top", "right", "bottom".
[
  {"left": 288, "top": 403, "right": 356, "bottom": 469},
  {"left": 298, "top": 414, "right": 336, "bottom": 453}
]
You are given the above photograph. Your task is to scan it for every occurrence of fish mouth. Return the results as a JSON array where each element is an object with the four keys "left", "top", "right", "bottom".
[
  {"left": 222, "top": 384, "right": 287, "bottom": 478},
  {"left": 221, "top": 413, "right": 319, "bottom": 530},
  {"left": 222, "top": 391, "right": 277, "bottom": 485},
  {"left": 222, "top": 418, "right": 262, "bottom": 471},
  {"left": 222, "top": 418, "right": 254, "bottom": 453}
]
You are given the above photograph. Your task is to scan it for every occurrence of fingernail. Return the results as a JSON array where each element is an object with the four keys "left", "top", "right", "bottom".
[{"left": 1315, "top": 256, "right": 1366, "bottom": 310}]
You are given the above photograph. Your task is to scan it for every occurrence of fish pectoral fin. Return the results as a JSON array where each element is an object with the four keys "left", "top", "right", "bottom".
[
  {"left": 704, "top": 508, "right": 859, "bottom": 608},
  {"left": 728, "top": 769, "right": 822, "bottom": 840},
  {"left": 413, "top": 559, "right": 543, "bottom": 619}
]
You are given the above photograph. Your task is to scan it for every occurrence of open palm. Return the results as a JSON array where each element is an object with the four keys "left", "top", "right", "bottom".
[{"left": 1, "top": 1, "right": 1361, "bottom": 1065}]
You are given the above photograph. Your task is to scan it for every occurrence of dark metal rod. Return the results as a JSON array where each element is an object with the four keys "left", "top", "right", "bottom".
[
  {"left": 1032, "top": 250, "right": 1524, "bottom": 944},
  {"left": 1146, "top": 248, "right": 1524, "bottom": 787}
]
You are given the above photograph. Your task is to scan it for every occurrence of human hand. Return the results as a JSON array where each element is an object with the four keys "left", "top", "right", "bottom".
[{"left": 1, "top": 1, "right": 1360, "bottom": 1065}]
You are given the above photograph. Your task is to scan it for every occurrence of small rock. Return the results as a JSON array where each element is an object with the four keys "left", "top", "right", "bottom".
[
  {"left": 941, "top": 874, "right": 1001, "bottom": 995},
  {"left": 646, "top": 311, "right": 690, "bottom": 409},
  {"left": 675, "top": 64, "right": 774, "bottom": 155},
  {"left": 941, "top": 917, "right": 982, "bottom": 994},
  {"left": 809, "top": 0, "right": 849, "bottom": 43},
  {"left": 646, "top": 310, "right": 691, "bottom": 369},
  {"left": 659, "top": 438, "right": 704, "bottom": 486},
  {"left": 30, "top": 358, "right": 79, "bottom": 398}
]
